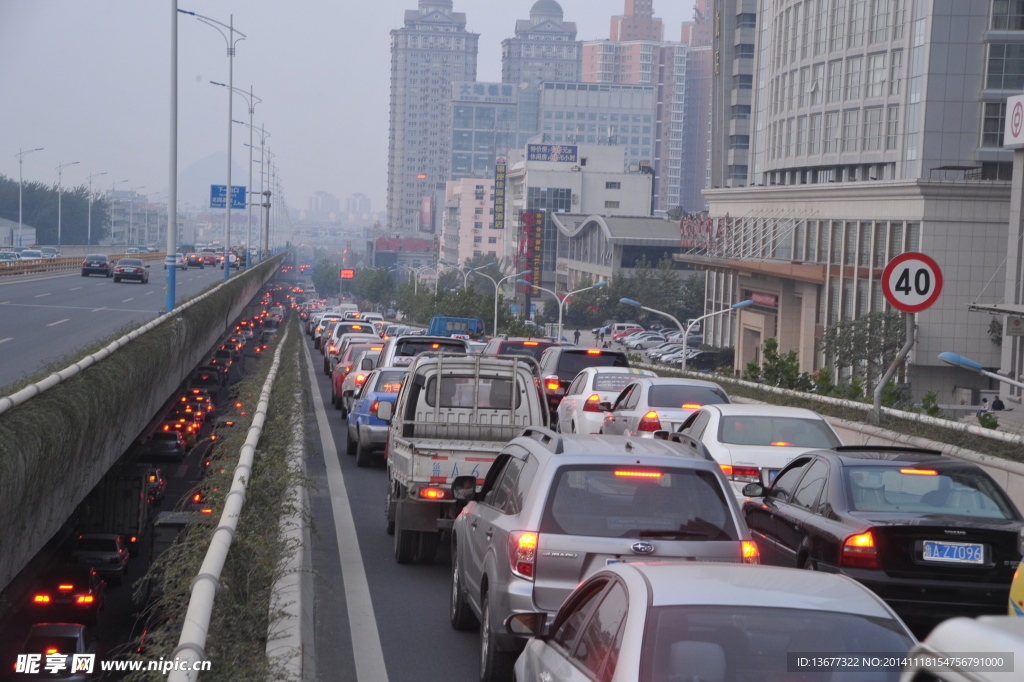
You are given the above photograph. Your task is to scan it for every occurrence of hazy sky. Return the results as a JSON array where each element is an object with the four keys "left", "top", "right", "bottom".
[{"left": 0, "top": 0, "right": 696, "bottom": 213}]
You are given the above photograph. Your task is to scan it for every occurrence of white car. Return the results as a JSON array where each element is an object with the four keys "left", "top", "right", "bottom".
[
  {"left": 626, "top": 333, "right": 668, "bottom": 350},
  {"left": 601, "top": 377, "right": 730, "bottom": 437},
  {"left": 898, "top": 616, "right": 1024, "bottom": 682},
  {"left": 164, "top": 253, "right": 187, "bottom": 270},
  {"left": 510, "top": 562, "right": 916, "bottom": 682},
  {"left": 674, "top": 404, "right": 843, "bottom": 496},
  {"left": 0, "top": 251, "right": 19, "bottom": 263},
  {"left": 555, "top": 367, "right": 657, "bottom": 434},
  {"left": 18, "top": 249, "right": 43, "bottom": 261}
]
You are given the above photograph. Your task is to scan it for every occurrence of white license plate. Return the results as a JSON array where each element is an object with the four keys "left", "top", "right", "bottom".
[
  {"left": 768, "top": 469, "right": 780, "bottom": 483},
  {"left": 922, "top": 540, "right": 984, "bottom": 564}
]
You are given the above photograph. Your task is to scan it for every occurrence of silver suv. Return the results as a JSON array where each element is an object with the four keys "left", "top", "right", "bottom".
[{"left": 449, "top": 427, "right": 758, "bottom": 682}]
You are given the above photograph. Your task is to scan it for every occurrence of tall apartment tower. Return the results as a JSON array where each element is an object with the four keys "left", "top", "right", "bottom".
[
  {"left": 501, "top": 1, "right": 581, "bottom": 88},
  {"left": 709, "top": 0, "right": 757, "bottom": 189},
  {"left": 679, "top": 0, "right": 713, "bottom": 212},
  {"left": 611, "top": 0, "right": 664, "bottom": 41},
  {"left": 387, "top": 0, "right": 479, "bottom": 233}
]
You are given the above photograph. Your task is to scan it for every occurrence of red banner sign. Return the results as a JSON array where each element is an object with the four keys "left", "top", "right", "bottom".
[{"left": 750, "top": 292, "right": 777, "bottom": 307}]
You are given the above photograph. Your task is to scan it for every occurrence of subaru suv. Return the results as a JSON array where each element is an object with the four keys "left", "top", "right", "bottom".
[
  {"left": 449, "top": 427, "right": 758, "bottom": 682},
  {"left": 536, "top": 347, "right": 629, "bottom": 424}
]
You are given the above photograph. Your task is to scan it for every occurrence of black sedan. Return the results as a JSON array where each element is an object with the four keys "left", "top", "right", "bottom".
[
  {"left": 742, "top": 446, "right": 1024, "bottom": 633},
  {"left": 113, "top": 258, "right": 150, "bottom": 283},
  {"left": 28, "top": 565, "right": 106, "bottom": 626},
  {"left": 81, "top": 253, "right": 113, "bottom": 277},
  {"left": 186, "top": 253, "right": 205, "bottom": 268}
]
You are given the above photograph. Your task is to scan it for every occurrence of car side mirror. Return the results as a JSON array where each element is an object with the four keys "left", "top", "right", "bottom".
[
  {"left": 505, "top": 612, "right": 549, "bottom": 638},
  {"left": 361, "top": 358, "right": 375, "bottom": 370},
  {"left": 451, "top": 475, "right": 478, "bottom": 503},
  {"left": 145, "top": 264, "right": 151, "bottom": 268},
  {"left": 652, "top": 430, "right": 669, "bottom": 441},
  {"left": 598, "top": 401, "right": 613, "bottom": 411},
  {"left": 742, "top": 482, "right": 765, "bottom": 498},
  {"left": 376, "top": 401, "right": 393, "bottom": 421},
  {"left": 343, "top": 389, "right": 354, "bottom": 398}
]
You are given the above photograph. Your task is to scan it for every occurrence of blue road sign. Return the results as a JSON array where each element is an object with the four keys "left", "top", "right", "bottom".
[{"left": 210, "top": 185, "right": 246, "bottom": 209}]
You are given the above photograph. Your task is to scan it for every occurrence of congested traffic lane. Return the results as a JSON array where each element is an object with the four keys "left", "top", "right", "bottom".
[
  {"left": 0, "top": 265, "right": 231, "bottom": 391},
  {"left": 301, "top": 332, "right": 480, "bottom": 682}
]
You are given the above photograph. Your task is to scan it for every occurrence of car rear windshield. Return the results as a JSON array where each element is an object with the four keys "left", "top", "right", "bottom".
[
  {"left": 395, "top": 339, "right": 466, "bottom": 357},
  {"left": 22, "top": 636, "right": 79, "bottom": 655},
  {"left": 86, "top": 255, "right": 108, "bottom": 261},
  {"left": 592, "top": 374, "right": 643, "bottom": 392},
  {"left": 555, "top": 351, "right": 629, "bottom": 380},
  {"left": 496, "top": 341, "right": 553, "bottom": 360},
  {"left": 718, "top": 416, "right": 840, "bottom": 448},
  {"left": 425, "top": 376, "right": 520, "bottom": 409},
  {"left": 337, "top": 323, "right": 372, "bottom": 336},
  {"left": 119, "top": 259, "right": 143, "bottom": 266},
  {"left": 344, "top": 344, "right": 377, "bottom": 362},
  {"left": 639, "top": 606, "right": 912, "bottom": 682},
  {"left": 845, "top": 467, "right": 1016, "bottom": 518},
  {"left": 151, "top": 432, "right": 180, "bottom": 442},
  {"left": 374, "top": 370, "right": 406, "bottom": 393},
  {"left": 76, "top": 538, "right": 118, "bottom": 552},
  {"left": 541, "top": 466, "right": 737, "bottom": 541},
  {"left": 647, "top": 385, "right": 729, "bottom": 409}
]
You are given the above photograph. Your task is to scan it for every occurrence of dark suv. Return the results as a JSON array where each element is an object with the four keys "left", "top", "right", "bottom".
[
  {"left": 481, "top": 337, "right": 559, "bottom": 361},
  {"left": 537, "top": 347, "right": 629, "bottom": 423}
]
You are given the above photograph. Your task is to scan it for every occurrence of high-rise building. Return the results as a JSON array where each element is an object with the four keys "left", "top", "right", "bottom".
[
  {"left": 449, "top": 82, "right": 538, "bottom": 181},
  {"left": 709, "top": 0, "right": 757, "bottom": 189},
  {"left": 345, "top": 193, "right": 371, "bottom": 216},
  {"left": 309, "top": 191, "right": 340, "bottom": 214},
  {"left": 679, "top": 0, "right": 713, "bottom": 212},
  {"left": 442, "top": 177, "right": 501, "bottom": 265},
  {"left": 387, "top": 1, "right": 479, "bottom": 233},
  {"left": 501, "top": 1, "right": 581, "bottom": 88},
  {"left": 611, "top": 0, "right": 664, "bottom": 41}
]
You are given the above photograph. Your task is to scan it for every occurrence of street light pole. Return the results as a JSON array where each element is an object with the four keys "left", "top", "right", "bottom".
[
  {"left": 472, "top": 269, "right": 530, "bottom": 337},
  {"left": 167, "top": 0, "right": 180, "bottom": 314},
  {"left": 85, "top": 171, "right": 106, "bottom": 247},
  {"left": 56, "top": 161, "right": 79, "bottom": 248},
  {"left": 128, "top": 186, "right": 145, "bottom": 245},
  {"left": 520, "top": 280, "right": 608, "bottom": 341},
  {"left": 16, "top": 148, "right": 43, "bottom": 248},
  {"left": 219, "top": 83, "right": 262, "bottom": 269},
  {"left": 109, "top": 179, "right": 128, "bottom": 245},
  {"left": 620, "top": 298, "right": 753, "bottom": 372}
]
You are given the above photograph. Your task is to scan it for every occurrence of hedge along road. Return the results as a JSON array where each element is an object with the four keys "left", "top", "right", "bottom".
[{"left": 0, "top": 266, "right": 231, "bottom": 391}]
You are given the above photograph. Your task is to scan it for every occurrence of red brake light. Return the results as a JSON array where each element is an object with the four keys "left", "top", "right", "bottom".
[
  {"left": 76, "top": 595, "right": 95, "bottom": 604},
  {"left": 637, "top": 411, "right": 662, "bottom": 432},
  {"left": 355, "top": 374, "right": 367, "bottom": 385},
  {"left": 201, "top": 508, "right": 213, "bottom": 514},
  {"left": 46, "top": 648, "right": 59, "bottom": 655},
  {"left": 721, "top": 465, "right": 760, "bottom": 483},
  {"left": 742, "top": 541, "right": 760, "bottom": 564},
  {"left": 130, "top": 536, "right": 137, "bottom": 543},
  {"left": 587, "top": 349, "right": 602, "bottom": 355},
  {"left": 583, "top": 394, "right": 603, "bottom": 412},
  {"left": 58, "top": 584, "right": 74, "bottom": 591},
  {"left": 841, "top": 530, "right": 879, "bottom": 569},
  {"left": 431, "top": 343, "right": 440, "bottom": 349},
  {"left": 192, "top": 493, "right": 202, "bottom": 503},
  {"left": 770, "top": 441, "right": 794, "bottom": 447},
  {"left": 900, "top": 468, "right": 938, "bottom": 476},
  {"left": 33, "top": 594, "right": 51, "bottom": 603},
  {"left": 371, "top": 400, "right": 381, "bottom": 416},
  {"left": 508, "top": 531, "right": 538, "bottom": 580},
  {"left": 417, "top": 487, "right": 450, "bottom": 500},
  {"left": 523, "top": 341, "right": 538, "bottom": 346},
  {"left": 681, "top": 404, "right": 702, "bottom": 409},
  {"left": 614, "top": 470, "right": 663, "bottom": 478},
  {"left": 544, "top": 375, "right": 562, "bottom": 392}
]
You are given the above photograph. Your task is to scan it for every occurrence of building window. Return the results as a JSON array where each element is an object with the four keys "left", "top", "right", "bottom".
[
  {"left": 787, "top": 72, "right": 797, "bottom": 110},
  {"left": 604, "top": 200, "right": 620, "bottom": 209},
  {"left": 735, "top": 74, "right": 753, "bottom": 89},
  {"left": 869, "top": 0, "right": 890, "bottom": 42},
  {"left": 993, "top": 0, "right": 1024, "bottom": 29},
  {"left": 863, "top": 107, "right": 884, "bottom": 150},
  {"left": 866, "top": 53, "right": 886, "bottom": 96},
  {"left": 848, "top": 0, "right": 867, "bottom": 48},
  {"left": 488, "top": 237, "right": 497, "bottom": 244},
  {"left": 728, "top": 165, "right": 749, "bottom": 181},
  {"left": 886, "top": 105, "right": 900, "bottom": 149},
  {"left": 811, "top": 63, "right": 825, "bottom": 104},
  {"left": 889, "top": 50, "right": 903, "bottom": 94},
  {"left": 796, "top": 116, "right": 808, "bottom": 155},
  {"left": 731, "top": 104, "right": 752, "bottom": 119},
  {"left": 729, "top": 133, "right": 753, "bottom": 148},
  {"left": 845, "top": 57, "right": 863, "bottom": 100},
  {"left": 983, "top": 102, "right": 1006, "bottom": 148},
  {"left": 737, "top": 43, "right": 756, "bottom": 59},
  {"left": 842, "top": 110, "right": 860, "bottom": 151},
  {"left": 605, "top": 181, "right": 621, "bottom": 189},
  {"left": 889, "top": 221, "right": 903, "bottom": 258},
  {"left": 827, "top": 61, "right": 843, "bottom": 102},
  {"left": 830, "top": 0, "right": 847, "bottom": 52},
  {"left": 785, "top": 120, "right": 794, "bottom": 156},
  {"left": 824, "top": 111, "right": 840, "bottom": 152},
  {"left": 808, "top": 113, "right": 822, "bottom": 153},
  {"left": 474, "top": 222, "right": 483, "bottom": 229},
  {"left": 799, "top": 67, "right": 811, "bottom": 107},
  {"left": 893, "top": 0, "right": 905, "bottom": 38},
  {"left": 815, "top": 0, "right": 829, "bottom": 54},
  {"left": 737, "top": 12, "right": 757, "bottom": 27},
  {"left": 987, "top": 44, "right": 1024, "bottom": 90},
  {"left": 473, "top": 236, "right": 482, "bottom": 244}
]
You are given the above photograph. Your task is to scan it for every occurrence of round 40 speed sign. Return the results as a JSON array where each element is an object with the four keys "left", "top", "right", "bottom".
[{"left": 881, "top": 252, "right": 943, "bottom": 313}]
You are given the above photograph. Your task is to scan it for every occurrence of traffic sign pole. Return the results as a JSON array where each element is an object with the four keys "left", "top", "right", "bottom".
[
  {"left": 1002, "top": 94, "right": 1024, "bottom": 400},
  {"left": 871, "top": 252, "right": 944, "bottom": 424}
]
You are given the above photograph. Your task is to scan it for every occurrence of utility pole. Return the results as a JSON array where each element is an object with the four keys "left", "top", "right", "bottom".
[{"left": 16, "top": 148, "right": 43, "bottom": 248}]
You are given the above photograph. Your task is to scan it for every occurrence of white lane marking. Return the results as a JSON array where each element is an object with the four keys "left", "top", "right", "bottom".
[
  {"left": 145, "top": 291, "right": 155, "bottom": 295},
  {"left": 0, "top": 301, "right": 8, "bottom": 305},
  {"left": 35, "top": 293, "right": 51, "bottom": 298},
  {"left": 91, "top": 307, "right": 107, "bottom": 313},
  {"left": 0, "top": 338, "right": 12, "bottom": 345},
  {"left": 47, "top": 318, "right": 70, "bottom": 327},
  {"left": 122, "top": 297, "right": 134, "bottom": 302},
  {"left": 302, "top": 342, "right": 389, "bottom": 682},
  {"left": 69, "top": 287, "right": 81, "bottom": 291},
  {"left": 96, "top": 283, "right": 106, "bottom": 286}
]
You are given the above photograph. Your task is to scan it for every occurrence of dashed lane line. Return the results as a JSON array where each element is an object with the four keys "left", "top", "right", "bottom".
[
  {"left": 69, "top": 287, "right": 81, "bottom": 291},
  {"left": 302, "top": 341, "right": 390, "bottom": 682},
  {"left": 145, "top": 291, "right": 154, "bottom": 295},
  {"left": 0, "top": 338, "right": 12, "bottom": 345},
  {"left": 46, "top": 319, "right": 70, "bottom": 327},
  {"left": 121, "top": 297, "right": 134, "bottom": 303},
  {"left": 34, "top": 293, "right": 51, "bottom": 298},
  {"left": 91, "top": 307, "right": 107, "bottom": 313},
  {"left": 0, "top": 302, "right": 154, "bottom": 314}
]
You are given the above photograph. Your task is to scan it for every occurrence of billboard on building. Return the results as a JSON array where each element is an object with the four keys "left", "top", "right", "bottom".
[
  {"left": 419, "top": 196, "right": 435, "bottom": 234},
  {"left": 519, "top": 212, "right": 543, "bottom": 294},
  {"left": 452, "top": 82, "right": 518, "bottom": 104},
  {"left": 493, "top": 159, "right": 507, "bottom": 230},
  {"left": 527, "top": 144, "right": 578, "bottom": 163}
]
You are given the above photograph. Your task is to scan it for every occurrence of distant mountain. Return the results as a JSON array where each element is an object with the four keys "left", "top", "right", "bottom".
[{"left": 175, "top": 152, "right": 251, "bottom": 210}]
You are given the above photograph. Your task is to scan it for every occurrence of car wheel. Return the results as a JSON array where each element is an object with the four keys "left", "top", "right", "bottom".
[
  {"left": 345, "top": 424, "right": 357, "bottom": 456},
  {"left": 801, "top": 555, "right": 818, "bottom": 571},
  {"left": 355, "top": 438, "right": 374, "bottom": 468},
  {"left": 114, "top": 277, "right": 120, "bottom": 283},
  {"left": 450, "top": 539, "right": 479, "bottom": 630},
  {"left": 417, "top": 530, "right": 438, "bottom": 564},
  {"left": 385, "top": 481, "right": 396, "bottom": 535},
  {"left": 480, "top": 591, "right": 516, "bottom": 682},
  {"left": 323, "top": 358, "right": 330, "bottom": 375},
  {"left": 81, "top": 271, "right": 87, "bottom": 277},
  {"left": 571, "top": 420, "right": 578, "bottom": 434},
  {"left": 394, "top": 507, "right": 418, "bottom": 564},
  {"left": 340, "top": 402, "right": 348, "bottom": 420}
]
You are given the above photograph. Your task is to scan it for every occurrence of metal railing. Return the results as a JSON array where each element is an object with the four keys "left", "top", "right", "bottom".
[{"left": 0, "top": 252, "right": 165, "bottom": 278}]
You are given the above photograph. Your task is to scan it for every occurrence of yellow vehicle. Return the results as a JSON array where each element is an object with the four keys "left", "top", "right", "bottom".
[{"left": 1011, "top": 564, "right": 1024, "bottom": 616}]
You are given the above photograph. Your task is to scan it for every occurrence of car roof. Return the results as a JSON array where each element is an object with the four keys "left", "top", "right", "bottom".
[
  {"left": 822, "top": 447, "right": 957, "bottom": 468},
  {"left": 77, "top": 533, "right": 121, "bottom": 540},
  {"left": 630, "top": 377, "right": 726, "bottom": 389},
  {"left": 27, "top": 623, "right": 85, "bottom": 637},
  {"left": 922, "top": 616, "right": 1024, "bottom": 657},
  {"left": 612, "top": 563, "right": 895, "bottom": 617},
  {"left": 514, "top": 431, "right": 711, "bottom": 463},
  {"left": 702, "top": 404, "right": 827, "bottom": 419},
  {"left": 584, "top": 367, "right": 655, "bottom": 376}
]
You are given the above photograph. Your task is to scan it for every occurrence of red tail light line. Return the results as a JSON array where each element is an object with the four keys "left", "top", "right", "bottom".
[
  {"left": 544, "top": 375, "right": 561, "bottom": 392},
  {"left": 637, "top": 411, "right": 662, "bottom": 432},
  {"left": 33, "top": 594, "right": 50, "bottom": 603},
  {"left": 583, "top": 394, "right": 603, "bottom": 412},
  {"left": 76, "top": 595, "right": 95, "bottom": 604},
  {"left": 721, "top": 465, "right": 761, "bottom": 484},
  {"left": 900, "top": 468, "right": 938, "bottom": 476},
  {"left": 509, "top": 531, "right": 538, "bottom": 580},
  {"left": 587, "top": 349, "right": 602, "bottom": 355},
  {"left": 840, "top": 530, "right": 879, "bottom": 569}
]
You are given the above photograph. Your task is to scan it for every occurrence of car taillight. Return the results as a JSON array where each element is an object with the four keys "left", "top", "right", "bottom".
[
  {"left": 418, "top": 487, "right": 450, "bottom": 500},
  {"left": 33, "top": 594, "right": 51, "bottom": 603},
  {"left": 587, "top": 349, "right": 602, "bottom": 355},
  {"left": 742, "top": 541, "right": 760, "bottom": 564},
  {"left": 582, "top": 394, "right": 603, "bottom": 412},
  {"left": 76, "top": 595, "right": 95, "bottom": 604},
  {"left": 355, "top": 374, "right": 367, "bottom": 385},
  {"left": 508, "top": 531, "right": 538, "bottom": 580},
  {"left": 82, "top": 261, "right": 88, "bottom": 267},
  {"left": 58, "top": 584, "right": 74, "bottom": 591},
  {"left": 637, "top": 411, "right": 662, "bottom": 432},
  {"left": 720, "top": 465, "right": 761, "bottom": 483},
  {"left": 840, "top": 530, "right": 879, "bottom": 569},
  {"left": 544, "top": 375, "right": 561, "bottom": 392},
  {"left": 371, "top": 400, "right": 381, "bottom": 416}
]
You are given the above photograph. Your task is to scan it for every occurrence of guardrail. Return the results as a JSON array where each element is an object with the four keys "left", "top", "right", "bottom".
[{"left": 0, "top": 252, "right": 166, "bottom": 278}]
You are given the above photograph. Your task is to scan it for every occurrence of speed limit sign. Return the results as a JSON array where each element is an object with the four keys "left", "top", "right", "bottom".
[{"left": 881, "top": 252, "right": 943, "bottom": 313}]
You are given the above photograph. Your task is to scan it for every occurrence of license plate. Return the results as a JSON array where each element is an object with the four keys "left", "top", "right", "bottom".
[
  {"left": 768, "top": 469, "right": 780, "bottom": 483},
  {"left": 85, "top": 558, "right": 101, "bottom": 564},
  {"left": 923, "top": 540, "right": 984, "bottom": 564}
]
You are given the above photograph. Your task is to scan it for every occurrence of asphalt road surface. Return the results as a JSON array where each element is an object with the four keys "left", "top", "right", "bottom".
[{"left": 0, "top": 265, "right": 236, "bottom": 391}]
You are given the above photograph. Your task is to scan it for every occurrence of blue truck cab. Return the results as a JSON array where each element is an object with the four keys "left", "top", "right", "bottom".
[
  {"left": 345, "top": 367, "right": 408, "bottom": 467},
  {"left": 427, "top": 315, "right": 486, "bottom": 339}
]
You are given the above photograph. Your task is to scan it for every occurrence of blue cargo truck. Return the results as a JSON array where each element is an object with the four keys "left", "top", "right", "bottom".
[{"left": 427, "top": 315, "right": 486, "bottom": 339}]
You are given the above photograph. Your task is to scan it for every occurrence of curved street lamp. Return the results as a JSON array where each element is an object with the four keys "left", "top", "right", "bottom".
[
  {"left": 939, "top": 352, "right": 1024, "bottom": 392},
  {"left": 520, "top": 280, "right": 609, "bottom": 342},
  {"left": 470, "top": 269, "right": 530, "bottom": 337}
]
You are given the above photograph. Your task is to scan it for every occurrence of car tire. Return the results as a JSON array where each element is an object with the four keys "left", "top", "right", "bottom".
[
  {"left": 480, "top": 591, "right": 516, "bottom": 682},
  {"left": 355, "top": 439, "right": 374, "bottom": 468},
  {"left": 114, "top": 277, "right": 120, "bottom": 283},
  {"left": 801, "top": 555, "right": 818, "bottom": 571},
  {"left": 385, "top": 482, "right": 397, "bottom": 535},
  {"left": 340, "top": 403, "right": 348, "bottom": 420},
  {"left": 345, "top": 424, "right": 358, "bottom": 456},
  {"left": 450, "top": 540, "right": 479, "bottom": 631},
  {"left": 81, "top": 271, "right": 87, "bottom": 277},
  {"left": 417, "top": 531, "right": 438, "bottom": 564},
  {"left": 323, "top": 358, "right": 330, "bottom": 376},
  {"left": 394, "top": 509, "right": 418, "bottom": 564}
]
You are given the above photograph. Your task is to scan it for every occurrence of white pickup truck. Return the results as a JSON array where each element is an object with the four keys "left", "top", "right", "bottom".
[{"left": 380, "top": 353, "right": 548, "bottom": 564}]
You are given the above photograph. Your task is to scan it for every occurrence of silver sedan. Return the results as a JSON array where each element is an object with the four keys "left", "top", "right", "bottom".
[
  {"left": 509, "top": 562, "right": 916, "bottom": 682},
  {"left": 600, "top": 377, "right": 729, "bottom": 437}
]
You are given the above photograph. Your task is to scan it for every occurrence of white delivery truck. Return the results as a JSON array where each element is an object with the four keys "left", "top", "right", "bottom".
[{"left": 379, "top": 353, "right": 547, "bottom": 564}]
